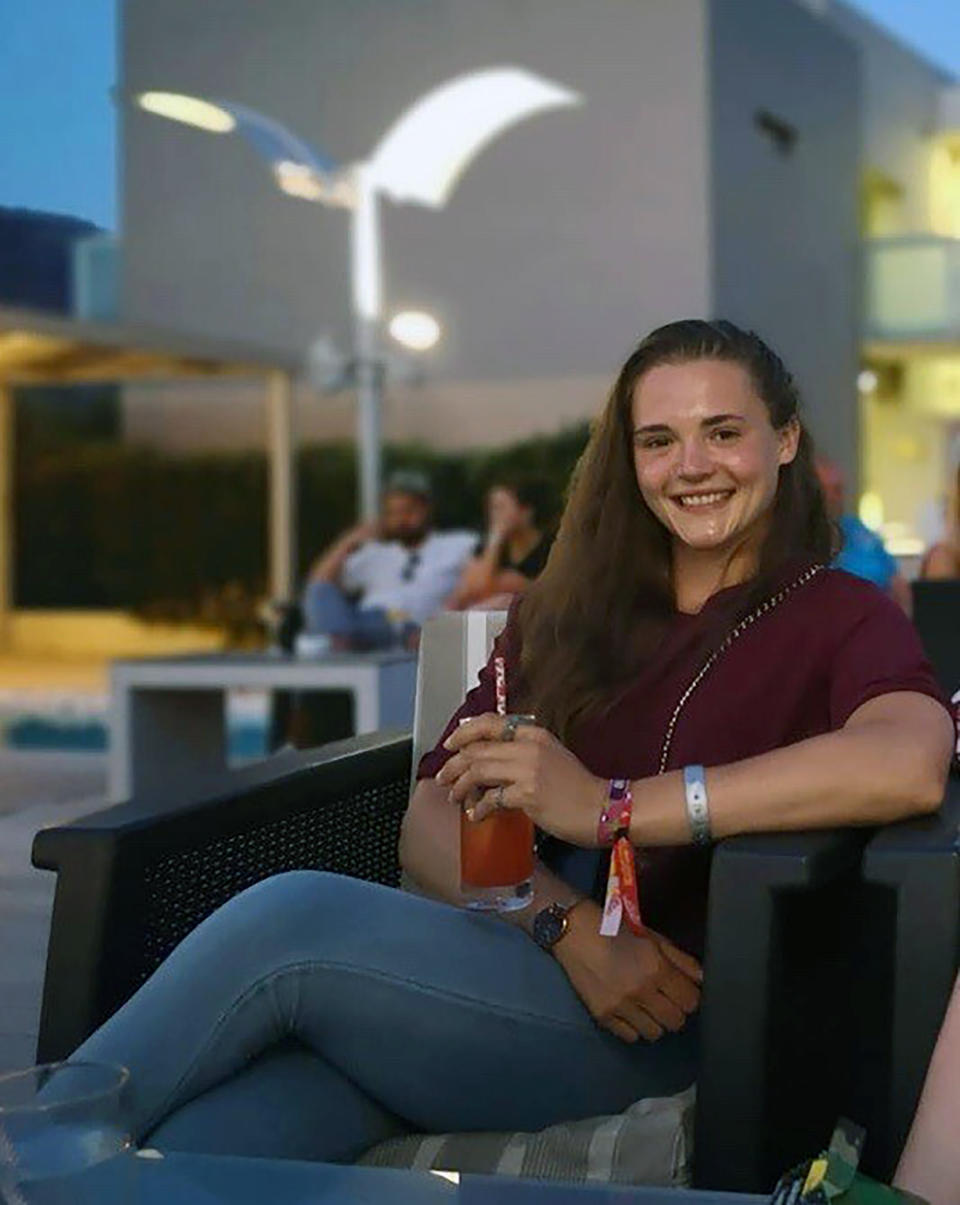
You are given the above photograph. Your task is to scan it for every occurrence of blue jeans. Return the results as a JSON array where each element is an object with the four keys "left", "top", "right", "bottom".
[
  {"left": 302, "top": 582, "right": 398, "bottom": 650},
  {"left": 72, "top": 873, "right": 698, "bottom": 1163}
]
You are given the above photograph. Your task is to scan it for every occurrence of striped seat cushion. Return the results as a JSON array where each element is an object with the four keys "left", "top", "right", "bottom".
[{"left": 358, "top": 1087, "right": 694, "bottom": 1187}]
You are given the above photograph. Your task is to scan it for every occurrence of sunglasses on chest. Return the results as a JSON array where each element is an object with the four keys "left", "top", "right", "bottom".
[{"left": 400, "top": 552, "right": 421, "bottom": 582}]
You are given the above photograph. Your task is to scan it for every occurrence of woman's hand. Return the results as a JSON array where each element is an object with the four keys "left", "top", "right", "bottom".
[
  {"left": 554, "top": 900, "right": 702, "bottom": 1043},
  {"left": 436, "top": 713, "right": 606, "bottom": 846}
]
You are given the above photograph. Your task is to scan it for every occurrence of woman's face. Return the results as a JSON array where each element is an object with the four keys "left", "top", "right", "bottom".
[
  {"left": 631, "top": 358, "right": 799, "bottom": 555},
  {"left": 487, "top": 487, "right": 529, "bottom": 535}
]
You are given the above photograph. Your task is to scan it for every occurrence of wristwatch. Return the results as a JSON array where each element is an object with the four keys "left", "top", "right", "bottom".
[{"left": 532, "top": 899, "right": 585, "bottom": 953}]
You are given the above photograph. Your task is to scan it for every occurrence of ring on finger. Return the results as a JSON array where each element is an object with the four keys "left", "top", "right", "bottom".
[
  {"left": 495, "top": 784, "right": 506, "bottom": 809},
  {"left": 501, "top": 713, "right": 536, "bottom": 742}
]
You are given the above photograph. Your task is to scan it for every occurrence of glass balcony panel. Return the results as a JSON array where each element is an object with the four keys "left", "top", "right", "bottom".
[{"left": 865, "top": 236, "right": 960, "bottom": 342}]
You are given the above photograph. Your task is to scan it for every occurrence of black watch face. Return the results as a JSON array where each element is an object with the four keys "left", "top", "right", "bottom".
[{"left": 533, "top": 905, "right": 566, "bottom": 950}]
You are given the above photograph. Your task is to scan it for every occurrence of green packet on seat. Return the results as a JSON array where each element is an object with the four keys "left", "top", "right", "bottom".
[{"left": 771, "top": 1119, "right": 928, "bottom": 1205}]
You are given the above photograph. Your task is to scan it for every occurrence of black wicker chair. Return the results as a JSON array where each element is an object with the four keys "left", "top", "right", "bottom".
[
  {"left": 849, "top": 775, "right": 960, "bottom": 1181},
  {"left": 32, "top": 733, "right": 411, "bottom": 1063},
  {"left": 31, "top": 725, "right": 888, "bottom": 1193}
]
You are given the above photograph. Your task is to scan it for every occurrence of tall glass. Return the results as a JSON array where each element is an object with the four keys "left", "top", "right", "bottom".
[
  {"left": 0, "top": 1063, "right": 134, "bottom": 1205},
  {"left": 459, "top": 715, "right": 536, "bottom": 912}
]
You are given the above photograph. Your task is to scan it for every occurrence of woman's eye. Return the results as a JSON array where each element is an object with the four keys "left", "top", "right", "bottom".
[
  {"left": 711, "top": 428, "right": 739, "bottom": 442},
  {"left": 639, "top": 437, "right": 670, "bottom": 450}
]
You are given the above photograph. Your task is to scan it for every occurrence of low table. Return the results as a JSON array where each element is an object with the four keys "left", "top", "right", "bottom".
[
  {"left": 130, "top": 1151, "right": 765, "bottom": 1204},
  {"left": 109, "top": 651, "right": 417, "bottom": 801}
]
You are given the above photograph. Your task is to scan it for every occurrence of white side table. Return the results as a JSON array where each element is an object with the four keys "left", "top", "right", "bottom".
[{"left": 109, "top": 651, "right": 417, "bottom": 802}]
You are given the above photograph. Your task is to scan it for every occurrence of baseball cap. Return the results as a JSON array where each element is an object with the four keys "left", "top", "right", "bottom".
[{"left": 384, "top": 469, "right": 432, "bottom": 501}]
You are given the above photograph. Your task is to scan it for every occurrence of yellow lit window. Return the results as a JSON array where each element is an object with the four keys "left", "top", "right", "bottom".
[{"left": 930, "top": 137, "right": 960, "bottom": 238}]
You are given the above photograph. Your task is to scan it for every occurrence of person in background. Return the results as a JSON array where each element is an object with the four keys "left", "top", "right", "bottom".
[
  {"left": 816, "top": 459, "right": 911, "bottom": 613},
  {"left": 302, "top": 470, "right": 477, "bottom": 650},
  {"left": 919, "top": 464, "right": 960, "bottom": 579},
  {"left": 448, "top": 478, "right": 555, "bottom": 610}
]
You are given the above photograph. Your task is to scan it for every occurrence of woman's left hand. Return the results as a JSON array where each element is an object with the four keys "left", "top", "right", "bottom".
[{"left": 436, "top": 714, "right": 606, "bottom": 846}]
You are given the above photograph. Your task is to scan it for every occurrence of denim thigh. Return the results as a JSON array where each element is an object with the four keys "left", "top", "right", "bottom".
[{"left": 75, "top": 872, "right": 698, "bottom": 1140}]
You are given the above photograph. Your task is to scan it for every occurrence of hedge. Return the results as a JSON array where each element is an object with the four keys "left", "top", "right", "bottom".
[{"left": 15, "top": 424, "right": 591, "bottom": 625}]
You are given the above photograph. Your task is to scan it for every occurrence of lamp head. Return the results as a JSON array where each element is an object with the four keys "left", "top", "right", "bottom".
[
  {"left": 137, "top": 91, "right": 349, "bottom": 205},
  {"left": 137, "top": 91, "right": 236, "bottom": 133},
  {"left": 367, "top": 66, "right": 582, "bottom": 210},
  {"left": 389, "top": 311, "right": 441, "bottom": 352}
]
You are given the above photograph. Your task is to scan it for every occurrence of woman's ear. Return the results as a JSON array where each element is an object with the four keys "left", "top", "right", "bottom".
[{"left": 777, "top": 417, "right": 801, "bottom": 467}]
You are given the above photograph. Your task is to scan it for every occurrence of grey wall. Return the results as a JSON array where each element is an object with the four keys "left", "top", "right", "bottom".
[
  {"left": 122, "top": 0, "right": 711, "bottom": 381},
  {"left": 708, "top": 0, "right": 861, "bottom": 484}
]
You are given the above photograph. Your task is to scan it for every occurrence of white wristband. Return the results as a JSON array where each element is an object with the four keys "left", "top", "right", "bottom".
[{"left": 682, "top": 764, "right": 711, "bottom": 846}]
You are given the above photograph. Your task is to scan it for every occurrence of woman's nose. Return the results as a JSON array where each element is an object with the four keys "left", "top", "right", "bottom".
[{"left": 677, "top": 439, "right": 713, "bottom": 477}]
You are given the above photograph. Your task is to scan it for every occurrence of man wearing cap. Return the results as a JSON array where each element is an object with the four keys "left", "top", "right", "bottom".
[{"left": 302, "top": 470, "right": 478, "bottom": 650}]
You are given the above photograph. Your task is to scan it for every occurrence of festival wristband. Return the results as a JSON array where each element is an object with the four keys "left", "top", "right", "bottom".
[
  {"left": 599, "top": 780, "right": 644, "bottom": 938},
  {"left": 596, "top": 777, "right": 631, "bottom": 846},
  {"left": 682, "top": 764, "right": 711, "bottom": 846}
]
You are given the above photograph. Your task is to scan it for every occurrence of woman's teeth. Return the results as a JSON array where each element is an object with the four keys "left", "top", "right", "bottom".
[{"left": 675, "top": 491, "right": 732, "bottom": 508}]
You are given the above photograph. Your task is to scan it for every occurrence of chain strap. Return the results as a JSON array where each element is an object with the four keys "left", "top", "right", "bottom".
[{"left": 657, "top": 564, "right": 825, "bottom": 775}]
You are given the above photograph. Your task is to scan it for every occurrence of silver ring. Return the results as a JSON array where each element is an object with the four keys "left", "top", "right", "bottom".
[
  {"left": 501, "top": 713, "right": 535, "bottom": 742},
  {"left": 495, "top": 785, "right": 506, "bottom": 809}
]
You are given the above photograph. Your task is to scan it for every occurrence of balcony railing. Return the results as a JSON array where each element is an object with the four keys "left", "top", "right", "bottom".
[{"left": 864, "top": 235, "right": 960, "bottom": 343}]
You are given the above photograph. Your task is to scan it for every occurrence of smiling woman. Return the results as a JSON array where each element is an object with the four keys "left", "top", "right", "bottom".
[
  {"left": 64, "top": 321, "right": 954, "bottom": 1169},
  {"left": 514, "top": 319, "right": 831, "bottom": 738},
  {"left": 631, "top": 359, "right": 801, "bottom": 613}
]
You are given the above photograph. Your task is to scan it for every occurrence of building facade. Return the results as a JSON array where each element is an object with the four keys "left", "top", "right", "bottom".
[
  {"left": 828, "top": 3, "right": 960, "bottom": 554},
  {"left": 118, "top": 0, "right": 959, "bottom": 547}
]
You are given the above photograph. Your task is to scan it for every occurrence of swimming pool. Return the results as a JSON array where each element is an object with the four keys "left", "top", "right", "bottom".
[{"left": 0, "top": 690, "right": 270, "bottom": 759}]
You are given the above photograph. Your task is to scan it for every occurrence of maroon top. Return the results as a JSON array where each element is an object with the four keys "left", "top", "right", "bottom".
[{"left": 418, "top": 567, "right": 950, "bottom": 956}]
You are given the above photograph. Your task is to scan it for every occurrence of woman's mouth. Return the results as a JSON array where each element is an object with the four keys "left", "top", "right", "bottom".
[{"left": 671, "top": 490, "right": 735, "bottom": 511}]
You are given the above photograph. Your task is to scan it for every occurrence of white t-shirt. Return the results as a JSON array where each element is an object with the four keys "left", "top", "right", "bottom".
[{"left": 342, "top": 531, "right": 479, "bottom": 625}]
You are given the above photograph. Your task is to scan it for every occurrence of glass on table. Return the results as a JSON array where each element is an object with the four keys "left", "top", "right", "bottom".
[
  {"left": 458, "top": 715, "right": 536, "bottom": 912},
  {"left": 0, "top": 1062, "right": 134, "bottom": 1204}
]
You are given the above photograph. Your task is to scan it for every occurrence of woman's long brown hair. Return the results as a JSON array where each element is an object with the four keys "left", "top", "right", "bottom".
[{"left": 515, "top": 319, "right": 834, "bottom": 741}]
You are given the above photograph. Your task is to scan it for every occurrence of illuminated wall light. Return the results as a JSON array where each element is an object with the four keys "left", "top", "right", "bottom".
[
  {"left": 389, "top": 310, "right": 441, "bottom": 351},
  {"left": 137, "top": 92, "right": 235, "bottom": 133},
  {"left": 859, "top": 491, "right": 885, "bottom": 532},
  {"left": 857, "top": 369, "right": 878, "bottom": 394},
  {"left": 882, "top": 522, "right": 926, "bottom": 557}
]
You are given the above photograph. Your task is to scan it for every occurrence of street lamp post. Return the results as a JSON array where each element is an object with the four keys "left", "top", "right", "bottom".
[
  {"left": 138, "top": 67, "right": 582, "bottom": 520},
  {"left": 350, "top": 165, "right": 386, "bottom": 521}
]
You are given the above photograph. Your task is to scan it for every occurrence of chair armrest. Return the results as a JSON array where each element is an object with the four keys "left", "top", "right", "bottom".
[
  {"left": 32, "top": 731, "right": 413, "bottom": 1062},
  {"left": 694, "top": 828, "right": 868, "bottom": 1192},
  {"left": 858, "top": 775, "right": 960, "bottom": 1177}
]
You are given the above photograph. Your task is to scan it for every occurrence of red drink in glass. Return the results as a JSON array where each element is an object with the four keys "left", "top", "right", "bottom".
[
  {"left": 460, "top": 807, "right": 535, "bottom": 911},
  {"left": 456, "top": 672, "right": 535, "bottom": 911}
]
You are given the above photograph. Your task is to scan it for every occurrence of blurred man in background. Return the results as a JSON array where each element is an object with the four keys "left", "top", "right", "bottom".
[
  {"left": 817, "top": 459, "right": 911, "bottom": 613},
  {"left": 302, "top": 470, "right": 477, "bottom": 650}
]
